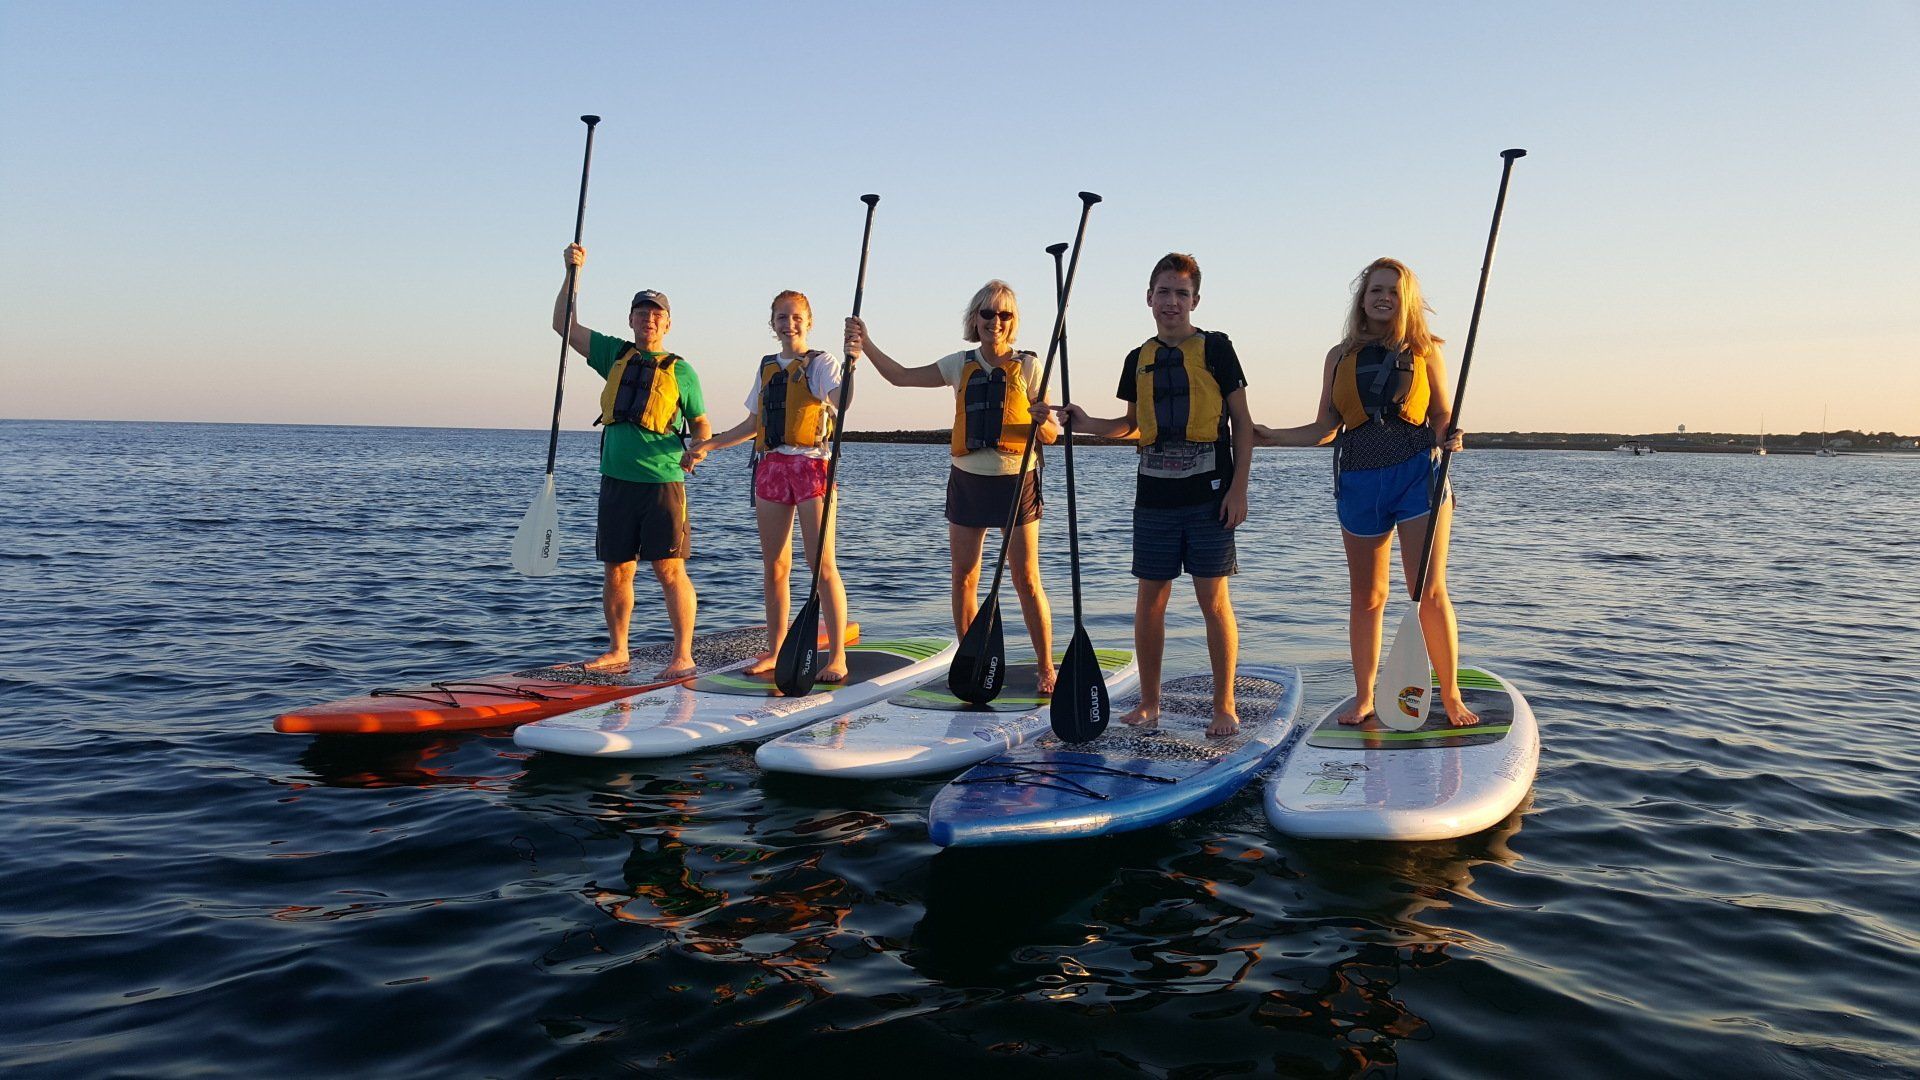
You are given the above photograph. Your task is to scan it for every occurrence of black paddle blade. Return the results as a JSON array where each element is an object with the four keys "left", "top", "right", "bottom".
[
  {"left": 773, "top": 600, "right": 821, "bottom": 697},
  {"left": 948, "top": 602, "right": 1005, "bottom": 705},
  {"left": 1049, "top": 627, "right": 1109, "bottom": 742}
]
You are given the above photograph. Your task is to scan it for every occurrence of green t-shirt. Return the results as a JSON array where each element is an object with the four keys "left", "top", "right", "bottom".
[{"left": 588, "top": 331, "right": 707, "bottom": 484}]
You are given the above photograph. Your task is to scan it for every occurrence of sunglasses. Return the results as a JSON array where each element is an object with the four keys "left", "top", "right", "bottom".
[{"left": 976, "top": 309, "right": 1016, "bottom": 324}]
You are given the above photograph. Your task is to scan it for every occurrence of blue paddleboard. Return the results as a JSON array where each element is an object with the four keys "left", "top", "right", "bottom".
[{"left": 927, "top": 665, "right": 1303, "bottom": 847}]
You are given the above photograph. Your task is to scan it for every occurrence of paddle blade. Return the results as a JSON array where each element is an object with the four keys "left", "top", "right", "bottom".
[
  {"left": 773, "top": 598, "right": 822, "bottom": 697},
  {"left": 948, "top": 602, "right": 1005, "bottom": 705},
  {"left": 511, "top": 475, "right": 560, "bottom": 577},
  {"left": 1379, "top": 605, "right": 1432, "bottom": 731},
  {"left": 1049, "top": 628, "right": 1109, "bottom": 742}
]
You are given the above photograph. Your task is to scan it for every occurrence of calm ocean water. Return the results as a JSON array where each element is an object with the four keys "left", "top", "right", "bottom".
[{"left": 1, "top": 419, "right": 1915, "bottom": 1077}]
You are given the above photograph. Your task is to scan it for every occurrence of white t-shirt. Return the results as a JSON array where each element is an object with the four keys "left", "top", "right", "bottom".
[
  {"left": 743, "top": 352, "right": 845, "bottom": 460},
  {"left": 936, "top": 349, "right": 1046, "bottom": 477}
]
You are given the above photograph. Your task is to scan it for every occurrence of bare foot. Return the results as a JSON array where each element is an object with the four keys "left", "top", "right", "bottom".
[
  {"left": 818, "top": 654, "right": 848, "bottom": 684},
  {"left": 1441, "top": 695, "right": 1481, "bottom": 728},
  {"left": 1120, "top": 702, "right": 1159, "bottom": 729},
  {"left": 1206, "top": 711, "right": 1240, "bottom": 738},
  {"left": 655, "top": 658, "right": 697, "bottom": 682},
  {"left": 1337, "top": 702, "right": 1379, "bottom": 727},
  {"left": 1036, "top": 666, "right": 1058, "bottom": 695},
  {"left": 743, "top": 650, "right": 776, "bottom": 676},
  {"left": 585, "top": 650, "right": 629, "bottom": 671}
]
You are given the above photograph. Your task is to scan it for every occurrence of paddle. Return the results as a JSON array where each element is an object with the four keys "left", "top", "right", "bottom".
[
  {"left": 513, "top": 114, "right": 601, "bottom": 577},
  {"left": 949, "top": 191, "right": 1101, "bottom": 705},
  {"left": 773, "top": 193, "right": 880, "bottom": 696},
  {"left": 1046, "top": 240, "right": 1110, "bottom": 742},
  {"left": 1379, "top": 148, "right": 1526, "bottom": 731}
]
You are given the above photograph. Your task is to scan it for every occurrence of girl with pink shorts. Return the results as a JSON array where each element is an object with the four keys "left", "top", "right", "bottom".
[{"left": 692, "top": 291, "right": 852, "bottom": 681}]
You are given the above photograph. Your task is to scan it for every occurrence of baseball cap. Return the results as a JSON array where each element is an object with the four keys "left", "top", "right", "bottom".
[{"left": 630, "top": 289, "right": 670, "bottom": 313}]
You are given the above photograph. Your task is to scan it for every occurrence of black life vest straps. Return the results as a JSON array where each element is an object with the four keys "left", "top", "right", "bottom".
[
  {"left": 963, "top": 353, "right": 1010, "bottom": 451},
  {"left": 609, "top": 351, "right": 659, "bottom": 425},
  {"left": 1354, "top": 344, "right": 1415, "bottom": 423},
  {"left": 1147, "top": 345, "right": 1192, "bottom": 444},
  {"left": 759, "top": 355, "right": 788, "bottom": 450}
]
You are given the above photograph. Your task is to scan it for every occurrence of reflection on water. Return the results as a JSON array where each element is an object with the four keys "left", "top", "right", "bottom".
[
  {"left": 2, "top": 422, "right": 1916, "bottom": 1077},
  {"left": 485, "top": 739, "right": 1531, "bottom": 1075}
]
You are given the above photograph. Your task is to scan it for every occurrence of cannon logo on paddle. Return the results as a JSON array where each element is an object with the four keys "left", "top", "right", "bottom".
[{"left": 1395, "top": 685, "right": 1426, "bottom": 718}]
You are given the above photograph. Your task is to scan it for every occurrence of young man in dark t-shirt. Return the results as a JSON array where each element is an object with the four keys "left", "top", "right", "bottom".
[
  {"left": 1050, "top": 252, "right": 1254, "bottom": 735},
  {"left": 553, "top": 243, "right": 711, "bottom": 676}
]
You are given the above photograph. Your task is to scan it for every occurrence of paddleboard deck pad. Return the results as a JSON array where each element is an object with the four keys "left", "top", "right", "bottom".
[
  {"left": 756, "top": 650, "right": 1139, "bottom": 779},
  {"left": 1264, "top": 667, "right": 1538, "bottom": 841},
  {"left": 273, "top": 623, "right": 856, "bottom": 735},
  {"left": 927, "top": 665, "right": 1302, "bottom": 847},
  {"left": 513, "top": 637, "right": 955, "bottom": 758}
]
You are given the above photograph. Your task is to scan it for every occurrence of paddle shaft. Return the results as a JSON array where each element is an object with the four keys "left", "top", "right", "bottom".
[
  {"left": 543, "top": 115, "right": 601, "bottom": 475},
  {"left": 1049, "top": 243, "right": 1086, "bottom": 626},
  {"left": 1410, "top": 149, "right": 1524, "bottom": 602},
  {"left": 797, "top": 194, "right": 880, "bottom": 608},
  {"left": 973, "top": 192, "right": 1101, "bottom": 611}
]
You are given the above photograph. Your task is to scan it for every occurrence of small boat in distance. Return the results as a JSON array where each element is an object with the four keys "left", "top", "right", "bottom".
[
  {"left": 1756, "top": 418, "right": 1767, "bottom": 456},
  {"left": 1614, "top": 440, "right": 1655, "bottom": 456},
  {"left": 1816, "top": 407, "right": 1838, "bottom": 457}
]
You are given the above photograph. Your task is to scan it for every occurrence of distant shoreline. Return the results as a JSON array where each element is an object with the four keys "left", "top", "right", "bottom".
[{"left": 838, "top": 430, "right": 1920, "bottom": 455}]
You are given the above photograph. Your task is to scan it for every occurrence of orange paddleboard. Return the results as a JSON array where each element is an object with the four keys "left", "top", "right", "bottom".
[{"left": 274, "top": 623, "right": 858, "bottom": 735}]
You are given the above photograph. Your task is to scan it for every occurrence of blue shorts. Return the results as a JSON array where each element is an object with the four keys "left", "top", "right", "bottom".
[
  {"left": 1132, "top": 502, "right": 1237, "bottom": 580},
  {"left": 1336, "top": 452, "right": 1450, "bottom": 538}
]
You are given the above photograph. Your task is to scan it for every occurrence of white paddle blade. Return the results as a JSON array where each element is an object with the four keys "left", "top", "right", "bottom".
[
  {"left": 512, "top": 475, "right": 561, "bottom": 577},
  {"left": 1379, "top": 605, "right": 1431, "bottom": 731}
]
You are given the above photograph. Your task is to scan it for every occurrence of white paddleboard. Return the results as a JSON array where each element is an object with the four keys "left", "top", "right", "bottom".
[
  {"left": 1264, "top": 667, "right": 1538, "bottom": 841},
  {"left": 513, "top": 637, "right": 955, "bottom": 758},
  {"left": 756, "top": 649, "right": 1140, "bottom": 779}
]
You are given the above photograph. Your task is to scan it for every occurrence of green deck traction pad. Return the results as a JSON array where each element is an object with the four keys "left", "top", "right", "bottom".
[
  {"left": 1305, "top": 668, "right": 1516, "bottom": 750},
  {"left": 896, "top": 649, "right": 1134, "bottom": 714},
  {"left": 690, "top": 639, "right": 949, "bottom": 698}
]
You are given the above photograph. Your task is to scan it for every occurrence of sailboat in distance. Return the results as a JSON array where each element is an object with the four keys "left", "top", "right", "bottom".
[
  {"left": 1756, "top": 416, "right": 1767, "bottom": 456},
  {"left": 1816, "top": 406, "right": 1838, "bottom": 458}
]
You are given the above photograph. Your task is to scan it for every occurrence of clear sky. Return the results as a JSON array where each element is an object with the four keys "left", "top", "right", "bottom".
[{"left": 3, "top": 2, "right": 1915, "bottom": 437}]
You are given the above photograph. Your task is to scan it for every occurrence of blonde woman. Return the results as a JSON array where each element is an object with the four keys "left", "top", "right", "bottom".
[
  {"left": 845, "top": 281, "right": 1061, "bottom": 691},
  {"left": 694, "top": 291, "right": 851, "bottom": 681},
  {"left": 1256, "top": 258, "right": 1478, "bottom": 727}
]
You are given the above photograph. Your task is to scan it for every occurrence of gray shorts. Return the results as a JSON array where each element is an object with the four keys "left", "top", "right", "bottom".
[{"left": 1132, "top": 502, "right": 1237, "bottom": 581}]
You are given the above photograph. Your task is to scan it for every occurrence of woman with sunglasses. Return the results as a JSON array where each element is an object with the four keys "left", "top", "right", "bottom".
[
  {"left": 845, "top": 281, "right": 1061, "bottom": 691},
  {"left": 1254, "top": 257, "right": 1478, "bottom": 728}
]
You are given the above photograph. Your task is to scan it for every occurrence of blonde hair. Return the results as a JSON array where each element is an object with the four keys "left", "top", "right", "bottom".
[
  {"left": 768, "top": 290, "right": 812, "bottom": 335},
  {"left": 961, "top": 280, "right": 1019, "bottom": 343},
  {"left": 1343, "top": 258, "right": 1444, "bottom": 358}
]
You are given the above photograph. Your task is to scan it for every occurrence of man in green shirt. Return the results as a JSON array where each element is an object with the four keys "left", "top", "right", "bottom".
[{"left": 554, "top": 243, "right": 711, "bottom": 676}]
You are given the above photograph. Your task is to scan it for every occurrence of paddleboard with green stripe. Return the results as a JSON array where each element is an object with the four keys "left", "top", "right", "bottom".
[
  {"left": 757, "top": 650, "right": 1140, "bottom": 780},
  {"left": 1264, "top": 667, "right": 1540, "bottom": 841},
  {"left": 515, "top": 637, "right": 957, "bottom": 759}
]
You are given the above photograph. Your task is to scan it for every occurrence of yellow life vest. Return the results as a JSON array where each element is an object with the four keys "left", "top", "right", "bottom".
[
  {"left": 754, "top": 353, "right": 830, "bottom": 452},
  {"left": 950, "top": 351, "right": 1039, "bottom": 456},
  {"left": 1135, "top": 333, "right": 1224, "bottom": 447},
  {"left": 1330, "top": 343, "right": 1430, "bottom": 429},
  {"left": 597, "top": 345, "right": 682, "bottom": 434}
]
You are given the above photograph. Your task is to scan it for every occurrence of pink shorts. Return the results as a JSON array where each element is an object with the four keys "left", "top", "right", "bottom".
[{"left": 754, "top": 453, "right": 830, "bottom": 505}]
